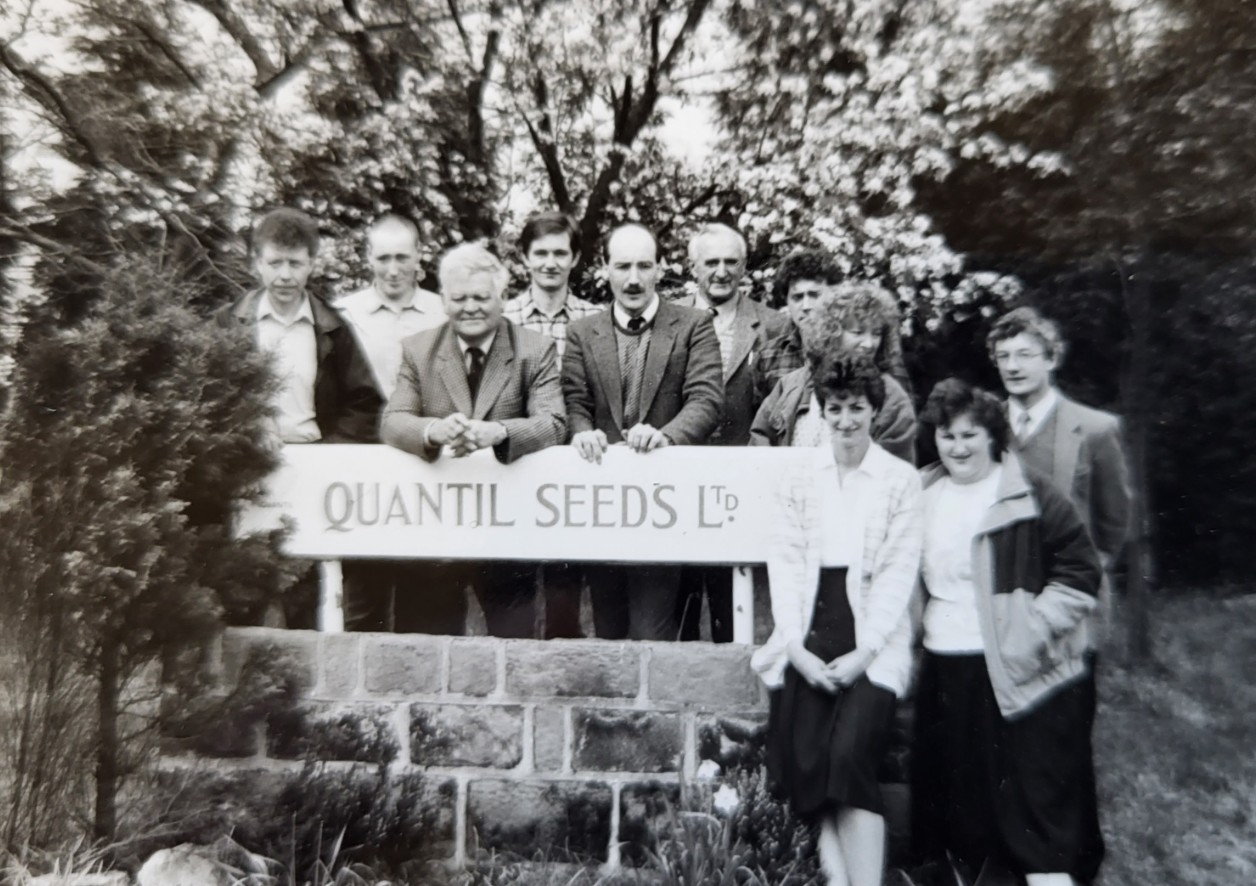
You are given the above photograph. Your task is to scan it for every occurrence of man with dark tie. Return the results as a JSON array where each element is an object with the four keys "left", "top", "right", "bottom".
[
  {"left": 676, "top": 223, "right": 791, "bottom": 642},
  {"left": 562, "top": 223, "right": 724, "bottom": 640},
  {"left": 381, "top": 243, "right": 567, "bottom": 636}
]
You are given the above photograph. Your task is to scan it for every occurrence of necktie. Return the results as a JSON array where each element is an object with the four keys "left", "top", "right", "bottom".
[
  {"left": 1015, "top": 411, "right": 1032, "bottom": 442},
  {"left": 466, "top": 346, "right": 485, "bottom": 399},
  {"left": 621, "top": 318, "right": 648, "bottom": 428}
]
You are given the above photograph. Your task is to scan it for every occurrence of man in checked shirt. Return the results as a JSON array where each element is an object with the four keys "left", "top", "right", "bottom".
[{"left": 504, "top": 211, "right": 600, "bottom": 638}]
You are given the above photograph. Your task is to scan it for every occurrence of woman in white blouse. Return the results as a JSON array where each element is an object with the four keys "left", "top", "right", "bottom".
[{"left": 751, "top": 354, "right": 923, "bottom": 886}]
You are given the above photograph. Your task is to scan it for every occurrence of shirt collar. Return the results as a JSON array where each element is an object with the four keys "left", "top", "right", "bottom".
[
  {"left": 817, "top": 440, "right": 892, "bottom": 478},
  {"left": 694, "top": 291, "right": 741, "bottom": 320},
  {"left": 257, "top": 291, "right": 314, "bottom": 325},
  {"left": 456, "top": 330, "right": 497, "bottom": 356},
  {"left": 519, "top": 290, "right": 573, "bottom": 320},
  {"left": 365, "top": 285, "right": 437, "bottom": 314},
  {"left": 1009, "top": 386, "right": 1059, "bottom": 427},
  {"left": 612, "top": 295, "right": 660, "bottom": 329}
]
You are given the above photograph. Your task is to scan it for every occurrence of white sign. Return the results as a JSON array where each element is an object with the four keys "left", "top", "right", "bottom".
[{"left": 237, "top": 444, "right": 810, "bottom": 564}]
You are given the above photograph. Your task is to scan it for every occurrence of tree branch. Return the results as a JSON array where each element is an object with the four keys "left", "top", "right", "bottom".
[
  {"left": 0, "top": 42, "right": 107, "bottom": 167},
  {"left": 185, "top": 0, "right": 279, "bottom": 84}
]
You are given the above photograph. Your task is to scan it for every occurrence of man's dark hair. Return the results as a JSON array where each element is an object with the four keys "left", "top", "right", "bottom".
[
  {"left": 986, "top": 306, "right": 1066, "bottom": 364},
  {"left": 252, "top": 207, "right": 320, "bottom": 257},
  {"left": 920, "top": 378, "right": 1010, "bottom": 461},
  {"left": 771, "top": 250, "right": 841, "bottom": 308},
  {"left": 519, "top": 211, "right": 580, "bottom": 255},
  {"left": 815, "top": 353, "right": 886, "bottom": 413}
]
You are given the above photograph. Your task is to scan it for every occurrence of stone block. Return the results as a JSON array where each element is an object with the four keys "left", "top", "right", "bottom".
[
  {"left": 221, "top": 627, "right": 316, "bottom": 696},
  {"left": 267, "top": 702, "right": 399, "bottom": 764},
  {"left": 320, "top": 633, "right": 360, "bottom": 697},
  {"left": 572, "top": 708, "right": 681, "bottom": 773},
  {"left": 505, "top": 641, "right": 639, "bottom": 699},
  {"left": 533, "top": 706, "right": 566, "bottom": 772},
  {"left": 696, "top": 712, "right": 769, "bottom": 773},
  {"left": 411, "top": 703, "right": 523, "bottom": 768},
  {"left": 391, "top": 772, "right": 459, "bottom": 862},
  {"left": 648, "top": 644, "right": 761, "bottom": 707},
  {"left": 467, "top": 778, "right": 612, "bottom": 862},
  {"left": 449, "top": 638, "right": 498, "bottom": 696},
  {"left": 364, "top": 636, "right": 442, "bottom": 695},
  {"left": 618, "top": 781, "right": 682, "bottom": 866}
]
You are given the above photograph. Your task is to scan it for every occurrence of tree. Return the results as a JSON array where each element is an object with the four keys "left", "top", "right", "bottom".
[{"left": 0, "top": 259, "right": 293, "bottom": 842}]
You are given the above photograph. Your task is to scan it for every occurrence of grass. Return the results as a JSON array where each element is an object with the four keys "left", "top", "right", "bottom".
[{"left": 1094, "top": 591, "right": 1256, "bottom": 886}]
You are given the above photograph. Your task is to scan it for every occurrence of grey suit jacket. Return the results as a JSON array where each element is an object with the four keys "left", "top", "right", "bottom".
[
  {"left": 1044, "top": 394, "right": 1133, "bottom": 566},
  {"left": 381, "top": 321, "right": 566, "bottom": 463},
  {"left": 709, "top": 297, "right": 793, "bottom": 445},
  {"left": 562, "top": 301, "right": 724, "bottom": 445}
]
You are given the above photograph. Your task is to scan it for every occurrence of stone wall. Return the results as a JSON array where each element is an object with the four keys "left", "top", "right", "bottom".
[{"left": 162, "top": 628, "right": 776, "bottom": 868}]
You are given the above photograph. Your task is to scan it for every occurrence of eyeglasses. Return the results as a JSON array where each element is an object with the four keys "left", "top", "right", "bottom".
[{"left": 994, "top": 350, "right": 1046, "bottom": 365}]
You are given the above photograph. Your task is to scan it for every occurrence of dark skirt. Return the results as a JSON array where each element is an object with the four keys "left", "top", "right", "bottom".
[
  {"left": 910, "top": 651, "right": 1105, "bottom": 884},
  {"left": 765, "top": 567, "right": 897, "bottom": 817}
]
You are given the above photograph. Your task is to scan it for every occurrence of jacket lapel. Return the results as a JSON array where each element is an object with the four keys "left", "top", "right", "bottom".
[
  {"left": 589, "top": 312, "right": 624, "bottom": 430},
  {"left": 473, "top": 325, "right": 513, "bottom": 419},
  {"left": 1052, "top": 396, "right": 1083, "bottom": 489},
  {"left": 437, "top": 327, "right": 475, "bottom": 415},
  {"left": 724, "top": 302, "right": 759, "bottom": 380},
  {"left": 639, "top": 304, "right": 678, "bottom": 419},
  {"left": 308, "top": 294, "right": 339, "bottom": 366}
]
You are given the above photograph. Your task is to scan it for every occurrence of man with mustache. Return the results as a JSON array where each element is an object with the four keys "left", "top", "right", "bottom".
[{"left": 562, "top": 223, "right": 724, "bottom": 640}]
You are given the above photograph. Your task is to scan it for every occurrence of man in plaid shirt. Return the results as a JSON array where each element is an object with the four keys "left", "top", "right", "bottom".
[
  {"left": 504, "top": 212, "right": 600, "bottom": 358},
  {"left": 504, "top": 211, "right": 599, "bottom": 637}
]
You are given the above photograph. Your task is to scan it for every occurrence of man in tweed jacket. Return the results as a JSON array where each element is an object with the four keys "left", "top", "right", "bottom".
[{"left": 382, "top": 243, "right": 567, "bottom": 637}]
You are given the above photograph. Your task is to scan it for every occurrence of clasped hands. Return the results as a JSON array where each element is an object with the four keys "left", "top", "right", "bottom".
[
  {"left": 427, "top": 412, "right": 506, "bottom": 457},
  {"left": 571, "top": 424, "right": 669, "bottom": 464},
  {"left": 788, "top": 644, "right": 875, "bottom": 695}
]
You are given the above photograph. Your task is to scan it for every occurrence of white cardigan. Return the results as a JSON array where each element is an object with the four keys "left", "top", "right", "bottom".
[{"left": 751, "top": 443, "right": 924, "bottom": 696}]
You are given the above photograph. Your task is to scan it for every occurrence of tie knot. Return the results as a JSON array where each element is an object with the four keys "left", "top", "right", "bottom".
[
  {"left": 627, "top": 316, "right": 646, "bottom": 333},
  {"left": 468, "top": 346, "right": 484, "bottom": 360}
]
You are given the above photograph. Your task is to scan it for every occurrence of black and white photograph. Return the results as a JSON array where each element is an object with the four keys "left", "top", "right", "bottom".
[{"left": 1, "top": 1, "right": 1252, "bottom": 883}]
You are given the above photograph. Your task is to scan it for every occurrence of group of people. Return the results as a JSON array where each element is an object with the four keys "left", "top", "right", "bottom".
[{"left": 221, "top": 204, "right": 1132, "bottom": 886}]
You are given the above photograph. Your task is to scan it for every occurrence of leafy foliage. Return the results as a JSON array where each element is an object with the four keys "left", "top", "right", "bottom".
[{"left": 0, "top": 257, "right": 294, "bottom": 841}]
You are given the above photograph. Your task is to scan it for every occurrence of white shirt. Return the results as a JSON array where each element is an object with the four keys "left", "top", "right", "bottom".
[
  {"left": 336, "top": 285, "right": 445, "bottom": 398},
  {"left": 921, "top": 466, "right": 1003, "bottom": 652},
  {"left": 1008, "top": 387, "right": 1059, "bottom": 442},
  {"left": 256, "top": 293, "right": 320, "bottom": 443},
  {"left": 819, "top": 445, "right": 877, "bottom": 567},
  {"left": 612, "top": 295, "right": 661, "bottom": 330}
]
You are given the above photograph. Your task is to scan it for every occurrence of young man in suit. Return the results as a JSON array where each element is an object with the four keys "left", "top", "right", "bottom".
[
  {"left": 382, "top": 243, "right": 567, "bottom": 637},
  {"left": 562, "top": 223, "right": 724, "bottom": 640},
  {"left": 676, "top": 223, "right": 792, "bottom": 642}
]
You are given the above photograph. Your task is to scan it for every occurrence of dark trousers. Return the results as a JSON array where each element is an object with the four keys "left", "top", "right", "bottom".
[
  {"left": 675, "top": 564, "right": 734, "bottom": 643},
  {"left": 344, "top": 560, "right": 468, "bottom": 635},
  {"left": 585, "top": 564, "right": 683, "bottom": 641},
  {"left": 345, "top": 560, "right": 536, "bottom": 637},
  {"left": 539, "top": 561, "right": 584, "bottom": 639}
]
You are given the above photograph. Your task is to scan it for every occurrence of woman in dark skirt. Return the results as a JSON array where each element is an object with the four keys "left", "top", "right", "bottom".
[
  {"left": 752, "top": 354, "right": 923, "bottom": 886},
  {"left": 910, "top": 379, "right": 1105, "bottom": 886}
]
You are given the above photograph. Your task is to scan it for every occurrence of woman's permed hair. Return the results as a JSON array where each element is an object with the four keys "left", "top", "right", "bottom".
[
  {"left": 815, "top": 353, "right": 886, "bottom": 413},
  {"left": 919, "top": 378, "right": 1010, "bottom": 460}
]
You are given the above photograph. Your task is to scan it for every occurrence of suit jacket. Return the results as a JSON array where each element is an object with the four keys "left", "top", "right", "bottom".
[
  {"left": 562, "top": 301, "right": 724, "bottom": 444},
  {"left": 1029, "top": 394, "right": 1132, "bottom": 567},
  {"left": 381, "top": 321, "right": 566, "bottom": 463},
  {"left": 215, "top": 289, "right": 382, "bottom": 443},
  {"left": 707, "top": 298, "right": 793, "bottom": 445}
]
